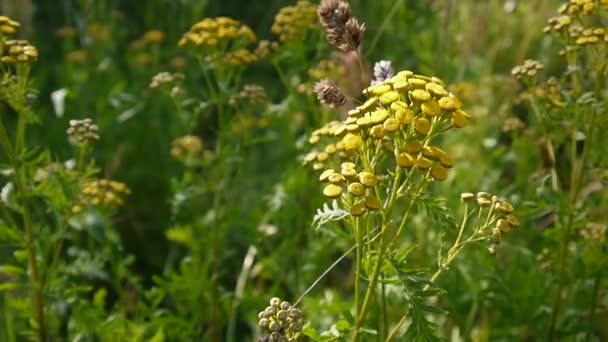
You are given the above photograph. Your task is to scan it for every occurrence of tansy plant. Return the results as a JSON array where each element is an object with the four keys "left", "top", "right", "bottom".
[
  {"left": 511, "top": 0, "right": 608, "bottom": 339},
  {"left": 252, "top": 0, "right": 521, "bottom": 341},
  {"left": 0, "top": 16, "right": 134, "bottom": 341}
]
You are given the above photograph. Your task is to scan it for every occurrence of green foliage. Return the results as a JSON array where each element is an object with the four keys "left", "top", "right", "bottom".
[{"left": 0, "top": 0, "right": 606, "bottom": 341}]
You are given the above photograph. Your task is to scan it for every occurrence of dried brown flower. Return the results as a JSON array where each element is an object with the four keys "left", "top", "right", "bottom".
[
  {"left": 317, "top": 0, "right": 365, "bottom": 52},
  {"left": 314, "top": 79, "right": 347, "bottom": 108}
]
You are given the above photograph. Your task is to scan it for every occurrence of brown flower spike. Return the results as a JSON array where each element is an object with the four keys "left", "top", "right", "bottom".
[
  {"left": 314, "top": 79, "right": 347, "bottom": 108},
  {"left": 317, "top": 0, "right": 365, "bottom": 52}
]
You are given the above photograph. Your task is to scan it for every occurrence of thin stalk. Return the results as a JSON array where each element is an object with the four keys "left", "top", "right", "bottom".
[
  {"left": 548, "top": 66, "right": 601, "bottom": 341},
  {"left": 11, "top": 112, "right": 46, "bottom": 341},
  {"left": 586, "top": 273, "right": 601, "bottom": 342},
  {"left": 365, "top": 0, "right": 404, "bottom": 58},
  {"left": 352, "top": 217, "right": 362, "bottom": 318},
  {"left": 227, "top": 246, "right": 257, "bottom": 342},
  {"left": 295, "top": 244, "right": 358, "bottom": 306},
  {"left": 353, "top": 178, "right": 424, "bottom": 341}
]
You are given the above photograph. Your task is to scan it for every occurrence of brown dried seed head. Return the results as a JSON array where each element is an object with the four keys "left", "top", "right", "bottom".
[{"left": 314, "top": 79, "right": 347, "bottom": 108}]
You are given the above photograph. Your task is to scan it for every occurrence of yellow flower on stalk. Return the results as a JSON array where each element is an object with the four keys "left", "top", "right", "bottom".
[
  {"left": 0, "top": 16, "right": 20, "bottom": 36},
  {"left": 1, "top": 40, "right": 38, "bottom": 65},
  {"left": 72, "top": 179, "right": 131, "bottom": 214},
  {"left": 171, "top": 135, "right": 204, "bottom": 167},
  {"left": 272, "top": 0, "right": 318, "bottom": 43},
  {"left": 306, "top": 69, "right": 469, "bottom": 211}
]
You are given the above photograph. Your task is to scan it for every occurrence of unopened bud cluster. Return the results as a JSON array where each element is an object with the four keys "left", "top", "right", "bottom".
[
  {"left": 257, "top": 297, "right": 303, "bottom": 342},
  {"left": 272, "top": 1, "right": 318, "bottom": 43},
  {"left": 229, "top": 84, "right": 268, "bottom": 106},
  {"left": 1, "top": 40, "right": 38, "bottom": 65},
  {"left": 149, "top": 72, "right": 184, "bottom": 89},
  {"left": 511, "top": 60, "right": 544, "bottom": 80},
  {"left": 72, "top": 180, "right": 131, "bottom": 214},
  {"left": 67, "top": 118, "right": 100, "bottom": 143},
  {"left": 461, "top": 192, "right": 520, "bottom": 253}
]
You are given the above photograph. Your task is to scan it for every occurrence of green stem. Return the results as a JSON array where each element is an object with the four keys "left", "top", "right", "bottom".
[
  {"left": 352, "top": 177, "right": 424, "bottom": 341},
  {"left": 548, "top": 66, "right": 600, "bottom": 342},
  {"left": 586, "top": 273, "right": 601, "bottom": 342}
]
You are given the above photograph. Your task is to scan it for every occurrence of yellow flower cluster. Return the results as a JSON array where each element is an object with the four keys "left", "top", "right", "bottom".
[
  {"left": 319, "top": 163, "right": 383, "bottom": 216},
  {"left": 1, "top": 40, "right": 38, "bottom": 65},
  {"left": 543, "top": 15, "right": 572, "bottom": 33},
  {"left": 72, "top": 180, "right": 131, "bottom": 213},
  {"left": 179, "top": 17, "right": 259, "bottom": 66},
  {"left": 178, "top": 17, "right": 256, "bottom": 49},
  {"left": 558, "top": 0, "right": 601, "bottom": 15},
  {"left": 0, "top": 16, "right": 20, "bottom": 36},
  {"left": 130, "top": 30, "right": 166, "bottom": 51},
  {"left": 305, "top": 70, "right": 469, "bottom": 209},
  {"left": 171, "top": 135, "right": 203, "bottom": 167},
  {"left": 573, "top": 27, "right": 608, "bottom": 45},
  {"left": 511, "top": 60, "right": 544, "bottom": 79},
  {"left": 224, "top": 48, "right": 257, "bottom": 66},
  {"left": 67, "top": 50, "right": 88, "bottom": 64},
  {"left": 534, "top": 78, "right": 565, "bottom": 108},
  {"left": 231, "top": 115, "right": 270, "bottom": 133},
  {"left": 254, "top": 40, "right": 280, "bottom": 60},
  {"left": 55, "top": 26, "right": 77, "bottom": 39},
  {"left": 88, "top": 23, "right": 111, "bottom": 41},
  {"left": 271, "top": 0, "right": 318, "bottom": 43}
]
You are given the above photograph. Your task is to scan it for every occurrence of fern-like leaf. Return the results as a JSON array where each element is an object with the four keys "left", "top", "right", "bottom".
[
  {"left": 312, "top": 200, "right": 349, "bottom": 230},
  {"left": 387, "top": 258, "right": 446, "bottom": 341}
]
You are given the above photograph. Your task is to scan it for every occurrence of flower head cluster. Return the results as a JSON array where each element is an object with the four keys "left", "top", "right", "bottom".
[
  {"left": 130, "top": 30, "right": 166, "bottom": 51},
  {"left": 72, "top": 180, "right": 131, "bottom": 214},
  {"left": 67, "top": 118, "right": 100, "bottom": 144},
  {"left": 305, "top": 70, "right": 469, "bottom": 213},
  {"left": 317, "top": 0, "right": 366, "bottom": 51},
  {"left": 88, "top": 23, "right": 111, "bottom": 42},
  {"left": 511, "top": 60, "right": 544, "bottom": 80},
  {"left": 543, "top": 15, "right": 572, "bottom": 33},
  {"left": 229, "top": 84, "right": 268, "bottom": 107},
  {"left": 460, "top": 192, "right": 520, "bottom": 253},
  {"left": 573, "top": 27, "right": 608, "bottom": 45},
  {"left": 55, "top": 26, "right": 77, "bottom": 39},
  {"left": 231, "top": 115, "right": 270, "bottom": 133},
  {"left": 171, "top": 135, "right": 203, "bottom": 167},
  {"left": 253, "top": 40, "right": 280, "bottom": 60},
  {"left": 257, "top": 297, "right": 303, "bottom": 342},
  {"left": 149, "top": 71, "right": 184, "bottom": 89},
  {"left": 1, "top": 40, "right": 38, "bottom": 65},
  {"left": 558, "top": 0, "right": 599, "bottom": 15},
  {"left": 178, "top": 17, "right": 258, "bottom": 67},
  {"left": 0, "top": 16, "right": 20, "bottom": 36},
  {"left": 580, "top": 223, "right": 607, "bottom": 243},
  {"left": 272, "top": 0, "right": 318, "bottom": 43},
  {"left": 178, "top": 17, "right": 256, "bottom": 49}
]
